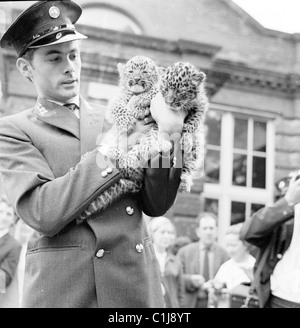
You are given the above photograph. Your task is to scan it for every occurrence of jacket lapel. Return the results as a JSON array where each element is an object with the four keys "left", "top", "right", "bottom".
[
  {"left": 33, "top": 97, "right": 80, "bottom": 139},
  {"left": 33, "top": 97, "right": 108, "bottom": 156},
  {"left": 79, "top": 97, "right": 107, "bottom": 156}
]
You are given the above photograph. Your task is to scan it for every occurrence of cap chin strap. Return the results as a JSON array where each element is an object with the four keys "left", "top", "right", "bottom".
[{"left": 25, "top": 24, "right": 75, "bottom": 48}]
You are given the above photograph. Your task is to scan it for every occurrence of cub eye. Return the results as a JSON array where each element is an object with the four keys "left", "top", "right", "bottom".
[
  {"left": 142, "top": 70, "right": 148, "bottom": 74},
  {"left": 128, "top": 70, "right": 134, "bottom": 73}
]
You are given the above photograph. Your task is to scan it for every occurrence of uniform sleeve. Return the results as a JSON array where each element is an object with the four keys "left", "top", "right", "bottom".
[
  {"left": 138, "top": 142, "right": 182, "bottom": 217},
  {"left": 0, "top": 119, "right": 121, "bottom": 237},
  {"left": 0, "top": 242, "right": 22, "bottom": 288},
  {"left": 240, "top": 197, "right": 295, "bottom": 248}
]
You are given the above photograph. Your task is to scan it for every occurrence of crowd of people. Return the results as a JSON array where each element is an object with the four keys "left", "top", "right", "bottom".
[{"left": 0, "top": 0, "right": 300, "bottom": 309}]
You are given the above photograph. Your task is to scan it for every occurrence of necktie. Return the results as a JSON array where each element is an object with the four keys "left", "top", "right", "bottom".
[
  {"left": 202, "top": 247, "right": 210, "bottom": 282},
  {"left": 64, "top": 103, "right": 79, "bottom": 111}
]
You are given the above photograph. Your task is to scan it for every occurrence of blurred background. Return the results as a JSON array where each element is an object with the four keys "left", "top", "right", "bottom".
[{"left": 1, "top": 0, "right": 300, "bottom": 246}]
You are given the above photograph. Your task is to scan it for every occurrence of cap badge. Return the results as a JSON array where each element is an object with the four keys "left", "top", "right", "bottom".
[
  {"left": 49, "top": 6, "right": 60, "bottom": 19},
  {"left": 56, "top": 32, "right": 62, "bottom": 40}
]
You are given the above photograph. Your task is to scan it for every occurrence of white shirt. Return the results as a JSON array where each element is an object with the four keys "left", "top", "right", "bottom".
[
  {"left": 48, "top": 96, "right": 80, "bottom": 119},
  {"left": 270, "top": 203, "right": 300, "bottom": 303},
  {"left": 214, "top": 255, "right": 255, "bottom": 291}
]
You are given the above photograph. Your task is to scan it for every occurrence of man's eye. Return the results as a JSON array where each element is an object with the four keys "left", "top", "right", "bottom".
[{"left": 49, "top": 56, "right": 60, "bottom": 62}]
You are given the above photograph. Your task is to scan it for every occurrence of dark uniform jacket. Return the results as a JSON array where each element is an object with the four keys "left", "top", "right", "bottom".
[
  {"left": 240, "top": 197, "right": 294, "bottom": 308},
  {"left": 0, "top": 97, "right": 182, "bottom": 308}
]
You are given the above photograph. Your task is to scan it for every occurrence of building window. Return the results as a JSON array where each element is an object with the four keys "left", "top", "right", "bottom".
[
  {"left": 203, "top": 106, "right": 275, "bottom": 244},
  {"left": 78, "top": 5, "right": 142, "bottom": 34}
]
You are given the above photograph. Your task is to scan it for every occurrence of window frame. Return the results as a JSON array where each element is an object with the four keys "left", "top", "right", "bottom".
[{"left": 203, "top": 103, "right": 275, "bottom": 245}]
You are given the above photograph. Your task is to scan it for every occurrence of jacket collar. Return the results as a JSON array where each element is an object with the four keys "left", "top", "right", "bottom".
[
  {"left": 33, "top": 96, "right": 107, "bottom": 156},
  {"left": 33, "top": 97, "right": 80, "bottom": 139}
]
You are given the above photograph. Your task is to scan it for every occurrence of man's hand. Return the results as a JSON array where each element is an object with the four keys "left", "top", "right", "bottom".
[
  {"left": 190, "top": 274, "right": 205, "bottom": 288},
  {"left": 118, "top": 115, "right": 155, "bottom": 153},
  {"left": 150, "top": 93, "right": 186, "bottom": 137},
  {"left": 284, "top": 172, "right": 300, "bottom": 206}
]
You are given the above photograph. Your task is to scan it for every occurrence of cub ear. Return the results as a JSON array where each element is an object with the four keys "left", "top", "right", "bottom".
[
  {"left": 117, "top": 63, "right": 125, "bottom": 76},
  {"left": 193, "top": 71, "right": 206, "bottom": 85}
]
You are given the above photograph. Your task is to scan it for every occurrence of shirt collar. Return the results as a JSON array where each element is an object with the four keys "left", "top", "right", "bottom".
[
  {"left": 199, "top": 241, "right": 214, "bottom": 251},
  {"left": 48, "top": 95, "right": 80, "bottom": 108}
]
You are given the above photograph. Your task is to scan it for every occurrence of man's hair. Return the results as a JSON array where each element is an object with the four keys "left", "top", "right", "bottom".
[
  {"left": 196, "top": 211, "right": 218, "bottom": 227},
  {"left": 19, "top": 48, "right": 36, "bottom": 83},
  {"left": 21, "top": 48, "right": 35, "bottom": 62}
]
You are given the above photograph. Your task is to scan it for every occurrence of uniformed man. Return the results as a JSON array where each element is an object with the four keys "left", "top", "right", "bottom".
[{"left": 0, "top": 0, "right": 185, "bottom": 308}]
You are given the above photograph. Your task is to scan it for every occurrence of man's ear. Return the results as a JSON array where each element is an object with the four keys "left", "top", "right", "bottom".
[{"left": 16, "top": 57, "right": 33, "bottom": 81}]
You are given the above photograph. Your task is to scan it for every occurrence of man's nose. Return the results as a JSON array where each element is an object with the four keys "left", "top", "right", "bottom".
[{"left": 64, "top": 58, "right": 75, "bottom": 74}]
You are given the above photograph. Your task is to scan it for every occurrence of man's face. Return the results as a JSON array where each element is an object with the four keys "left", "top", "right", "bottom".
[
  {"left": 27, "top": 40, "right": 82, "bottom": 103},
  {"left": 196, "top": 216, "right": 217, "bottom": 247}
]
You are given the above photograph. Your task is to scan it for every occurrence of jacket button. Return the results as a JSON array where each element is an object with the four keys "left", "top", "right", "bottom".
[
  {"left": 136, "top": 243, "right": 144, "bottom": 253},
  {"left": 96, "top": 249, "right": 105, "bottom": 258},
  {"left": 277, "top": 253, "right": 283, "bottom": 259},
  {"left": 106, "top": 167, "right": 113, "bottom": 174},
  {"left": 101, "top": 171, "right": 108, "bottom": 178},
  {"left": 126, "top": 206, "right": 134, "bottom": 215}
]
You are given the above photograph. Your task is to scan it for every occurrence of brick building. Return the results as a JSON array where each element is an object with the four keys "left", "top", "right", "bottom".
[{"left": 1, "top": 0, "right": 300, "bottom": 244}]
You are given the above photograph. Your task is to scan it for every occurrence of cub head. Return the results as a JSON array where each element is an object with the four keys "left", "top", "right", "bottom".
[
  {"left": 160, "top": 62, "right": 206, "bottom": 110},
  {"left": 117, "top": 55, "right": 159, "bottom": 94}
]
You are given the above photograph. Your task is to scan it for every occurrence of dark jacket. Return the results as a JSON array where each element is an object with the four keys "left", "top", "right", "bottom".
[
  {"left": 177, "top": 241, "right": 229, "bottom": 308},
  {"left": 161, "top": 253, "right": 184, "bottom": 308},
  {"left": 240, "top": 197, "right": 294, "bottom": 308},
  {"left": 0, "top": 97, "right": 182, "bottom": 308}
]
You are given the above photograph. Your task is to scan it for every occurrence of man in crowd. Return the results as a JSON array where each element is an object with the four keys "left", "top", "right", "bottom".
[{"left": 177, "top": 212, "right": 229, "bottom": 307}]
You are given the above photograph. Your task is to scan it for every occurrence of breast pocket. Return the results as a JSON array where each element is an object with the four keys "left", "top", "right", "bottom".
[{"left": 26, "top": 244, "right": 82, "bottom": 254}]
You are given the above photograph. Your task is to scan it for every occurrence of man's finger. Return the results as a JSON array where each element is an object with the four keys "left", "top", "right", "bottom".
[{"left": 144, "top": 114, "right": 154, "bottom": 124}]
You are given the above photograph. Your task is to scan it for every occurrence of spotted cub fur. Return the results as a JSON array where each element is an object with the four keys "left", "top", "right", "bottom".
[
  {"left": 77, "top": 59, "right": 208, "bottom": 222},
  {"left": 77, "top": 56, "right": 160, "bottom": 222},
  {"left": 106, "top": 55, "right": 160, "bottom": 134},
  {"left": 160, "top": 61, "right": 208, "bottom": 192}
]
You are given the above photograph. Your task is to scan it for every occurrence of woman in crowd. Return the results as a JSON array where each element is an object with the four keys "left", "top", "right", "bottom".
[{"left": 148, "top": 216, "right": 184, "bottom": 308}]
